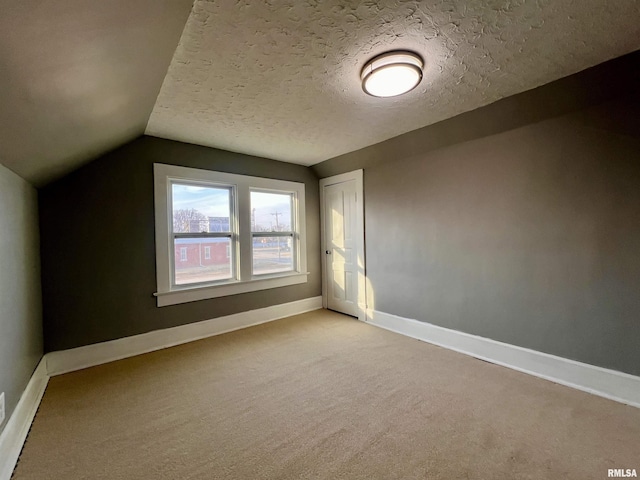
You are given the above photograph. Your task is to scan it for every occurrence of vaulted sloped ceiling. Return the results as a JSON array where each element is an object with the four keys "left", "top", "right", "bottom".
[
  {"left": 1, "top": 0, "right": 639, "bottom": 186},
  {"left": 0, "top": 0, "right": 194, "bottom": 186},
  {"left": 146, "top": 0, "right": 640, "bottom": 166}
]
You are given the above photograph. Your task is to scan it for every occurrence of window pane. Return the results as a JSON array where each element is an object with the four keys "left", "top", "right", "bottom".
[
  {"left": 250, "top": 191, "right": 292, "bottom": 232},
  {"left": 253, "top": 236, "right": 293, "bottom": 275},
  {"left": 172, "top": 183, "right": 231, "bottom": 233},
  {"left": 174, "top": 237, "right": 232, "bottom": 285}
]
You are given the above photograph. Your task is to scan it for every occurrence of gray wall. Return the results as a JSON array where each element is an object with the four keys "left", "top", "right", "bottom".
[
  {"left": 0, "top": 164, "right": 43, "bottom": 434},
  {"left": 39, "top": 137, "right": 321, "bottom": 352},
  {"left": 313, "top": 55, "right": 640, "bottom": 376}
]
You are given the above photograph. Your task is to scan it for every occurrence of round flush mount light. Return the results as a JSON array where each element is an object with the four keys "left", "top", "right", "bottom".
[{"left": 361, "top": 51, "right": 424, "bottom": 98}]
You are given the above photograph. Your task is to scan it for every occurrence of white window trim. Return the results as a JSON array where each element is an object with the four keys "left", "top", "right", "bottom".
[{"left": 153, "top": 164, "right": 308, "bottom": 307}]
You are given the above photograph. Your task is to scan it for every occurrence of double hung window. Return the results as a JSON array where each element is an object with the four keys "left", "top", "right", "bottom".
[{"left": 154, "top": 164, "right": 307, "bottom": 306}]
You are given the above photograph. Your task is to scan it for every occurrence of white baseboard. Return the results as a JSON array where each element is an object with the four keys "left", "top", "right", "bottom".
[
  {"left": 367, "top": 309, "right": 640, "bottom": 408},
  {"left": 46, "top": 296, "right": 323, "bottom": 376},
  {"left": 0, "top": 358, "right": 49, "bottom": 480}
]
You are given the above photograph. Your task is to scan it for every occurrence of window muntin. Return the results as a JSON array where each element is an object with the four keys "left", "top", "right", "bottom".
[{"left": 153, "top": 164, "right": 307, "bottom": 306}]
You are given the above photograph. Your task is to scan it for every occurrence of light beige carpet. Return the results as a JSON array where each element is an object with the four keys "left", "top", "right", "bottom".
[{"left": 12, "top": 310, "right": 640, "bottom": 479}]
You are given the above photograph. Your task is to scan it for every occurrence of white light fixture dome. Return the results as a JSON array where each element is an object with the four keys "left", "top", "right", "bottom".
[{"left": 361, "top": 51, "right": 423, "bottom": 98}]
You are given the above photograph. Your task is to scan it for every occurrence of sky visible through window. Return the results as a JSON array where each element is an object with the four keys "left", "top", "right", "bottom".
[
  {"left": 251, "top": 191, "right": 292, "bottom": 232},
  {"left": 172, "top": 184, "right": 293, "bottom": 233},
  {"left": 172, "top": 184, "right": 230, "bottom": 218}
]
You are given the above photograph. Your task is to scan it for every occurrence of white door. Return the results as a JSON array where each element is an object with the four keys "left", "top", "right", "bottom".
[{"left": 324, "top": 180, "right": 358, "bottom": 316}]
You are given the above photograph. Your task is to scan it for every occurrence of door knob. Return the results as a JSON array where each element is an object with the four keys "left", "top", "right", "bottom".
[{"left": 325, "top": 250, "right": 331, "bottom": 254}]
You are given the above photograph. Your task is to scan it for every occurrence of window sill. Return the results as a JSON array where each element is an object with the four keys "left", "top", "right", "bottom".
[{"left": 154, "top": 272, "right": 310, "bottom": 307}]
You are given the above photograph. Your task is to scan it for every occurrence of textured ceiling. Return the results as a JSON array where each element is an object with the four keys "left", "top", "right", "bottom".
[
  {"left": 2, "top": 0, "right": 639, "bottom": 185},
  {"left": 146, "top": 0, "right": 640, "bottom": 166},
  {"left": 0, "top": 0, "right": 194, "bottom": 186}
]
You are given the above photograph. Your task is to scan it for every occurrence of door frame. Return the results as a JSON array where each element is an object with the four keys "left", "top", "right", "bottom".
[{"left": 319, "top": 170, "right": 366, "bottom": 321}]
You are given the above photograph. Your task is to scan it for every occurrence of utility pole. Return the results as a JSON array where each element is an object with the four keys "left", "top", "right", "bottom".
[{"left": 270, "top": 211, "right": 282, "bottom": 231}]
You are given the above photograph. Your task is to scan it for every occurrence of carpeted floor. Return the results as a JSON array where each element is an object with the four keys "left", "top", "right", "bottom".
[{"left": 12, "top": 309, "right": 640, "bottom": 479}]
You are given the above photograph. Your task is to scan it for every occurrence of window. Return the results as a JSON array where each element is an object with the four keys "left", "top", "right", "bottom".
[
  {"left": 153, "top": 164, "right": 307, "bottom": 306},
  {"left": 251, "top": 191, "right": 294, "bottom": 276}
]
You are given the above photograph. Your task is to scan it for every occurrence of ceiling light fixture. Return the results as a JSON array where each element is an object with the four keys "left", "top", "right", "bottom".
[{"left": 361, "top": 51, "right": 424, "bottom": 98}]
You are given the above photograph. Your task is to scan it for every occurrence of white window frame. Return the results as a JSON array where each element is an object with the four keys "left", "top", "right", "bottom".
[
  {"left": 250, "top": 189, "right": 296, "bottom": 276},
  {"left": 153, "top": 164, "right": 308, "bottom": 307},
  {"left": 180, "top": 247, "right": 188, "bottom": 262},
  {"left": 204, "top": 246, "right": 211, "bottom": 260}
]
